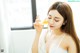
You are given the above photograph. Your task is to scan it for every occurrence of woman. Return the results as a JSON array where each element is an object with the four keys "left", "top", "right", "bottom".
[{"left": 32, "top": 1, "right": 79, "bottom": 53}]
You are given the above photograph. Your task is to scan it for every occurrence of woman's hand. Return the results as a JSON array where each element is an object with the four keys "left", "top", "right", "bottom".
[
  {"left": 32, "top": 16, "right": 44, "bottom": 53},
  {"left": 34, "top": 16, "right": 43, "bottom": 33}
]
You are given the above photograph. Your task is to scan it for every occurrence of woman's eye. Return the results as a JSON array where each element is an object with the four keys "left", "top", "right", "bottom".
[
  {"left": 55, "top": 20, "right": 59, "bottom": 22},
  {"left": 48, "top": 17, "right": 51, "bottom": 19}
]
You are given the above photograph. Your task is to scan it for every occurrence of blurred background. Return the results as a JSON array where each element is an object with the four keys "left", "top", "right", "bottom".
[{"left": 0, "top": 0, "right": 80, "bottom": 53}]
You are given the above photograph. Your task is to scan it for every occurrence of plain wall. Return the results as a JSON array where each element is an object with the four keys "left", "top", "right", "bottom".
[{"left": 9, "top": 29, "right": 36, "bottom": 53}]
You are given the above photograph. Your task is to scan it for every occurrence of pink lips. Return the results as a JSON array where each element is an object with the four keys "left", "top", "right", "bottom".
[{"left": 50, "top": 25, "right": 54, "bottom": 28}]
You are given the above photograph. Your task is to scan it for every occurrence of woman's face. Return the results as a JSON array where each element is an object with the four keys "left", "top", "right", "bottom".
[{"left": 48, "top": 10, "right": 64, "bottom": 30}]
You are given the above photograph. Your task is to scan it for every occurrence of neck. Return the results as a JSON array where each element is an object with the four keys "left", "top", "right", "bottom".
[{"left": 51, "top": 29, "right": 63, "bottom": 36}]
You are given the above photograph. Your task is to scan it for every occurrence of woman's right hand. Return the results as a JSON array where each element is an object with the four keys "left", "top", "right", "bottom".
[{"left": 34, "top": 16, "right": 43, "bottom": 33}]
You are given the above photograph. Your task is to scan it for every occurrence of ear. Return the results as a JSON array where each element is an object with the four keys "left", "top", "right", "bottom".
[
  {"left": 62, "top": 22, "right": 65, "bottom": 25},
  {"left": 62, "top": 20, "right": 67, "bottom": 25}
]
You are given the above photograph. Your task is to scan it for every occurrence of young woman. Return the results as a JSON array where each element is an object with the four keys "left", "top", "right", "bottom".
[{"left": 32, "top": 1, "right": 79, "bottom": 53}]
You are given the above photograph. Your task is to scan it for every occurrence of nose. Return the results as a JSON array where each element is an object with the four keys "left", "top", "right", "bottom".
[{"left": 48, "top": 19, "right": 54, "bottom": 24}]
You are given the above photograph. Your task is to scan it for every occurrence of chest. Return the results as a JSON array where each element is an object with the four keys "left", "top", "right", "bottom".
[
  {"left": 45, "top": 36, "right": 59, "bottom": 52},
  {"left": 45, "top": 35, "right": 68, "bottom": 53}
]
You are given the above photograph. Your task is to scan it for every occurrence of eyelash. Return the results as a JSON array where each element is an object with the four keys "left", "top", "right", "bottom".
[
  {"left": 48, "top": 17, "right": 59, "bottom": 22},
  {"left": 48, "top": 17, "right": 51, "bottom": 19},
  {"left": 55, "top": 19, "right": 59, "bottom": 22}
]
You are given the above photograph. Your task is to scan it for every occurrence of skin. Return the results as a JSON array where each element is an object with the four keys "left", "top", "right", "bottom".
[{"left": 32, "top": 10, "right": 77, "bottom": 53}]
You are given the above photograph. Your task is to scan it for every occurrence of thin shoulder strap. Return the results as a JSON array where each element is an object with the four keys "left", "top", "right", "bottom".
[
  {"left": 56, "top": 34, "right": 65, "bottom": 49},
  {"left": 53, "top": 34, "right": 65, "bottom": 53}
]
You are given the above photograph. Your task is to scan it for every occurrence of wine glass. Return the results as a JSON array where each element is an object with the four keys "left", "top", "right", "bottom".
[{"left": 42, "top": 18, "right": 52, "bottom": 36}]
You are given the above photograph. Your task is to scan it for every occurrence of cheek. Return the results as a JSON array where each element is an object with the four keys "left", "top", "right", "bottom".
[
  {"left": 56, "top": 19, "right": 64, "bottom": 26},
  {"left": 48, "top": 19, "right": 64, "bottom": 27},
  {"left": 55, "top": 21, "right": 63, "bottom": 27}
]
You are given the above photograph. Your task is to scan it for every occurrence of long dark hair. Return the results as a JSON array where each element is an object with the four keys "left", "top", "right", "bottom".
[{"left": 48, "top": 1, "right": 79, "bottom": 53}]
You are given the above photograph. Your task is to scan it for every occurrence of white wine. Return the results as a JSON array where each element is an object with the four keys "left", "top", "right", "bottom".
[{"left": 42, "top": 19, "right": 48, "bottom": 25}]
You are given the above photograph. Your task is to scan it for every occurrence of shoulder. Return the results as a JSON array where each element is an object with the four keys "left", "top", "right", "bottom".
[
  {"left": 63, "top": 33, "right": 76, "bottom": 46},
  {"left": 63, "top": 33, "right": 77, "bottom": 53}
]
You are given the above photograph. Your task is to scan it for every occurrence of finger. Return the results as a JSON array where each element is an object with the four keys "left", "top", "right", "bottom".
[
  {"left": 33, "top": 22, "right": 39, "bottom": 26},
  {"left": 33, "top": 22, "right": 42, "bottom": 27}
]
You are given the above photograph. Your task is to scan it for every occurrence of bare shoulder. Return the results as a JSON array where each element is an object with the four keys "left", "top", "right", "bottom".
[
  {"left": 63, "top": 33, "right": 76, "bottom": 46},
  {"left": 63, "top": 33, "right": 77, "bottom": 53}
]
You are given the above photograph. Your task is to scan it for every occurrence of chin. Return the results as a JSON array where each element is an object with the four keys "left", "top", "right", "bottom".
[
  {"left": 50, "top": 27, "right": 55, "bottom": 30},
  {"left": 50, "top": 27, "right": 58, "bottom": 31}
]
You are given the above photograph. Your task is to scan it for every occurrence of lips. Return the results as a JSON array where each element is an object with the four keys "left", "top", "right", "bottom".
[{"left": 50, "top": 25, "right": 54, "bottom": 28}]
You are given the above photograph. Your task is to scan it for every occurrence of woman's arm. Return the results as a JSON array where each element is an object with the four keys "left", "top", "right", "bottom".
[
  {"left": 68, "top": 36, "right": 77, "bottom": 53},
  {"left": 32, "top": 32, "right": 41, "bottom": 53},
  {"left": 32, "top": 16, "right": 43, "bottom": 53}
]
